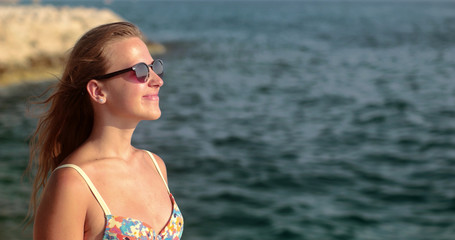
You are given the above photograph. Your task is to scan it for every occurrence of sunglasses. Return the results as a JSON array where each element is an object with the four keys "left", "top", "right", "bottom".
[{"left": 94, "top": 59, "right": 164, "bottom": 83}]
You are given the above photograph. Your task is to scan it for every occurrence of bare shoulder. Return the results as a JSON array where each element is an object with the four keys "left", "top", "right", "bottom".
[
  {"left": 40, "top": 167, "right": 90, "bottom": 208},
  {"left": 48, "top": 166, "right": 89, "bottom": 191},
  {"left": 34, "top": 167, "right": 90, "bottom": 239},
  {"left": 145, "top": 150, "right": 168, "bottom": 181}
]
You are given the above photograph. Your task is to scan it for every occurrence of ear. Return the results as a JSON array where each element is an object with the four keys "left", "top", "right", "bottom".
[{"left": 86, "top": 80, "right": 106, "bottom": 103}]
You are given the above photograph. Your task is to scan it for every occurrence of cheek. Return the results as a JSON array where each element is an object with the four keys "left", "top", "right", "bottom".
[
  {"left": 106, "top": 75, "right": 150, "bottom": 98},
  {"left": 122, "top": 86, "right": 145, "bottom": 106},
  {"left": 108, "top": 82, "right": 142, "bottom": 106}
]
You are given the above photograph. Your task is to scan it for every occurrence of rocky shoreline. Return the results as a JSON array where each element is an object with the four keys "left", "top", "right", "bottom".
[{"left": 0, "top": 5, "right": 165, "bottom": 87}]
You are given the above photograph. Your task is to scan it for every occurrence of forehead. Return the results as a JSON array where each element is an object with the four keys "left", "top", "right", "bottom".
[{"left": 103, "top": 37, "right": 152, "bottom": 71}]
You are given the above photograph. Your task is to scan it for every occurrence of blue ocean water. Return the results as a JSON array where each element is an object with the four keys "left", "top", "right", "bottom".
[{"left": 1, "top": 1, "right": 455, "bottom": 239}]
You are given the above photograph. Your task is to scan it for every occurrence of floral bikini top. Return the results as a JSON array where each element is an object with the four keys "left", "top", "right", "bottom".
[{"left": 55, "top": 151, "right": 184, "bottom": 240}]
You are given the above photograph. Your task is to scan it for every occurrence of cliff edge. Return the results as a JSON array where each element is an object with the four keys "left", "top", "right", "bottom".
[{"left": 0, "top": 5, "right": 165, "bottom": 86}]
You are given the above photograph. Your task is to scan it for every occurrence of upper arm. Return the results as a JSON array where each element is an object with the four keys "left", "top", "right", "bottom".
[{"left": 34, "top": 168, "right": 89, "bottom": 240}]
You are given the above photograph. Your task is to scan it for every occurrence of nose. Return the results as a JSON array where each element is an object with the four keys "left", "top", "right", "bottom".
[{"left": 148, "top": 69, "right": 164, "bottom": 88}]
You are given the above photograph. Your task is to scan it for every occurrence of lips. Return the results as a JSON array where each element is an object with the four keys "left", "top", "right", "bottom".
[{"left": 143, "top": 94, "right": 159, "bottom": 101}]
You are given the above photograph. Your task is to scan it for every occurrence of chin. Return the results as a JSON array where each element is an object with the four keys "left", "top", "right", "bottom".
[{"left": 146, "top": 111, "right": 161, "bottom": 120}]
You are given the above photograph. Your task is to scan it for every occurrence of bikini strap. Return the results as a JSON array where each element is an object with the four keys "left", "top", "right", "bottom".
[
  {"left": 145, "top": 151, "right": 170, "bottom": 193},
  {"left": 54, "top": 164, "right": 112, "bottom": 215}
]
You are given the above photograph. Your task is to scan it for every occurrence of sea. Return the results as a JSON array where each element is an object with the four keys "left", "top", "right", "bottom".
[{"left": 1, "top": 1, "right": 455, "bottom": 239}]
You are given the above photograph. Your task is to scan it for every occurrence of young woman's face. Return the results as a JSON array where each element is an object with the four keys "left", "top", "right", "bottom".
[{"left": 101, "top": 37, "right": 164, "bottom": 122}]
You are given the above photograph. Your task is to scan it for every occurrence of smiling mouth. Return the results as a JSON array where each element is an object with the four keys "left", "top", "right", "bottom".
[{"left": 143, "top": 94, "right": 159, "bottom": 100}]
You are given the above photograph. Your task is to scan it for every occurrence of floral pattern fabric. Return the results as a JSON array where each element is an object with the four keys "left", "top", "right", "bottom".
[{"left": 103, "top": 194, "right": 184, "bottom": 240}]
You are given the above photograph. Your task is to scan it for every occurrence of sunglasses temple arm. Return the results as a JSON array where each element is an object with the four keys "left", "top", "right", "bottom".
[{"left": 94, "top": 67, "right": 133, "bottom": 80}]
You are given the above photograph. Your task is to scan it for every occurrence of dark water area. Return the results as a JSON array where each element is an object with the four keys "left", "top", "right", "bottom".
[{"left": 1, "top": 1, "right": 455, "bottom": 239}]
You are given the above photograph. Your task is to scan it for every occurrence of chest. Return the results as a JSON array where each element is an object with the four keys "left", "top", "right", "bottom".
[{"left": 83, "top": 168, "right": 173, "bottom": 239}]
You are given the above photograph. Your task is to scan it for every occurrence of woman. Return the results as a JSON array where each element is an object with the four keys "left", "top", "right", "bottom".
[{"left": 28, "top": 22, "right": 184, "bottom": 239}]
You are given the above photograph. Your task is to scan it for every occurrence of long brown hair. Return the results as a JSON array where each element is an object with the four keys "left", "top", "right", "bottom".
[{"left": 26, "top": 22, "right": 144, "bottom": 223}]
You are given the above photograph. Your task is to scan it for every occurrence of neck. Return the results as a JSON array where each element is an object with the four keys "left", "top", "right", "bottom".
[{"left": 86, "top": 117, "right": 139, "bottom": 160}]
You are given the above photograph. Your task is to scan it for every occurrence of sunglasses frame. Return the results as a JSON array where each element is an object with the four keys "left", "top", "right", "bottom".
[{"left": 93, "top": 59, "right": 163, "bottom": 82}]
